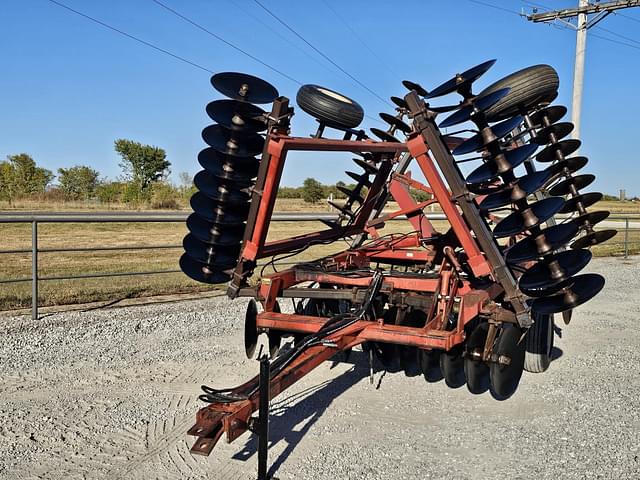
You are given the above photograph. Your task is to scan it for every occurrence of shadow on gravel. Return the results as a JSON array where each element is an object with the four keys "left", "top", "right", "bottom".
[{"left": 232, "top": 351, "right": 369, "bottom": 477}]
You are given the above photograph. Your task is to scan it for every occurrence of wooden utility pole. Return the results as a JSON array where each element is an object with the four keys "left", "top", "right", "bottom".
[{"left": 525, "top": 1, "right": 640, "bottom": 142}]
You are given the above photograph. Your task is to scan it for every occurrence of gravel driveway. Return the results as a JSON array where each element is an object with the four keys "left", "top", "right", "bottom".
[{"left": 1, "top": 256, "right": 639, "bottom": 479}]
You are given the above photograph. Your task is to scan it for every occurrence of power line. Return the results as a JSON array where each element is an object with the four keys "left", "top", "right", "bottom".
[
  {"left": 150, "top": 0, "right": 301, "bottom": 85},
  {"left": 252, "top": 0, "right": 392, "bottom": 107},
  {"left": 595, "top": 24, "right": 640, "bottom": 45},
  {"left": 467, "top": 0, "right": 521, "bottom": 16},
  {"left": 615, "top": 10, "right": 640, "bottom": 22},
  {"left": 47, "top": 0, "right": 213, "bottom": 73}
]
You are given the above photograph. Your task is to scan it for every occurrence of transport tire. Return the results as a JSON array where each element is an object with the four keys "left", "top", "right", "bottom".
[
  {"left": 478, "top": 65, "right": 559, "bottom": 122},
  {"left": 524, "top": 313, "right": 554, "bottom": 373},
  {"left": 296, "top": 84, "right": 364, "bottom": 129}
]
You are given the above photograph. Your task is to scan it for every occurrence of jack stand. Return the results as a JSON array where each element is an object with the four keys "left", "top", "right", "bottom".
[{"left": 257, "top": 353, "right": 277, "bottom": 480}]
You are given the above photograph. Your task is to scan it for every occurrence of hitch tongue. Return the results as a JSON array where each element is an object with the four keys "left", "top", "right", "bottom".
[{"left": 189, "top": 411, "right": 226, "bottom": 456}]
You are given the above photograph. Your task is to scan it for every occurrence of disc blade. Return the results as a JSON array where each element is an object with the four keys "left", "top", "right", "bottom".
[
  {"left": 244, "top": 299, "right": 259, "bottom": 359},
  {"left": 202, "top": 124, "right": 265, "bottom": 157},
  {"left": 493, "top": 197, "right": 565, "bottom": 238},
  {"left": 426, "top": 59, "right": 496, "bottom": 99},
  {"left": 536, "top": 139, "right": 581, "bottom": 163},
  {"left": 205, "top": 99, "right": 266, "bottom": 134},
  {"left": 182, "top": 233, "right": 240, "bottom": 267},
  {"left": 180, "top": 253, "right": 232, "bottom": 284},
  {"left": 370, "top": 127, "right": 400, "bottom": 143},
  {"left": 571, "top": 229, "right": 617, "bottom": 249},
  {"left": 548, "top": 174, "right": 595, "bottom": 197},
  {"left": 193, "top": 170, "right": 252, "bottom": 203},
  {"left": 479, "top": 169, "right": 554, "bottom": 210},
  {"left": 453, "top": 115, "right": 523, "bottom": 155},
  {"left": 572, "top": 210, "right": 610, "bottom": 230},
  {"left": 402, "top": 80, "right": 428, "bottom": 97},
  {"left": 186, "top": 213, "right": 245, "bottom": 246},
  {"left": 506, "top": 222, "right": 579, "bottom": 263},
  {"left": 532, "top": 122, "right": 574, "bottom": 145},
  {"left": 198, "top": 150, "right": 259, "bottom": 183},
  {"left": 519, "top": 249, "right": 592, "bottom": 293},
  {"left": 429, "top": 104, "right": 461, "bottom": 113},
  {"left": 211, "top": 72, "right": 279, "bottom": 104},
  {"left": 379, "top": 112, "right": 411, "bottom": 133},
  {"left": 352, "top": 157, "right": 379, "bottom": 174},
  {"left": 548, "top": 156, "right": 588, "bottom": 179},
  {"left": 529, "top": 105, "right": 567, "bottom": 128},
  {"left": 390, "top": 96, "right": 408, "bottom": 109},
  {"left": 346, "top": 170, "right": 372, "bottom": 187},
  {"left": 559, "top": 192, "right": 603, "bottom": 214},
  {"left": 531, "top": 273, "right": 605, "bottom": 315},
  {"left": 466, "top": 143, "right": 538, "bottom": 184},
  {"left": 439, "top": 88, "right": 510, "bottom": 128},
  {"left": 190, "top": 192, "right": 249, "bottom": 225}
]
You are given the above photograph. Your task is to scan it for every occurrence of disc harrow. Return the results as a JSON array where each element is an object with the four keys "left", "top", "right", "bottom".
[{"left": 176, "top": 63, "right": 614, "bottom": 473}]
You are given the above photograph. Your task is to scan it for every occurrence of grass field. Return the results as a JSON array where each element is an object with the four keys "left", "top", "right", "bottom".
[{"left": 1, "top": 199, "right": 638, "bottom": 311}]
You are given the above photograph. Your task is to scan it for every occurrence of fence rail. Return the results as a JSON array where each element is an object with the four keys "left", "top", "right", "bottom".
[{"left": 0, "top": 212, "right": 637, "bottom": 319}]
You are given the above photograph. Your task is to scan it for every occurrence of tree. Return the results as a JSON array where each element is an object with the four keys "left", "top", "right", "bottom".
[
  {"left": 57, "top": 165, "right": 100, "bottom": 200},
  {"left": 0, "top": 154, "right": 53, "bottom": 203},
  {"left": 301, "top": 177, "right": 324, "bottom": 203},
  {"left": 114, "top": 139, "right": 170, "bottom": 195}
]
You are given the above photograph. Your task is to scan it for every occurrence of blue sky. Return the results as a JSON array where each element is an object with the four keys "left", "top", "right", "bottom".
[{"left": 1, "top": 0, "right": 639, "bottom": 195}]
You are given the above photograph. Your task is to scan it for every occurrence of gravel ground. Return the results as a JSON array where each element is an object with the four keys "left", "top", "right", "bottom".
[{"left": 1, "top": 256, "right": 639, "bottom": 480}]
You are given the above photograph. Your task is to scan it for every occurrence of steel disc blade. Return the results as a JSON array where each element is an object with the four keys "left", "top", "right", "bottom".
[
  {"left": 529, "top": 105, "right": 567, "bottom": 128},
  {"left": 390, "top": 96, "right": 408, "bottom": 109},
  {"left": 182, "top": 233, "right": 240, "bottom": 267},
  {"left": 506, "top": 222, "right": 579, "bottom": 263},
  {"left": 548, "top": 174, "right": 595, "bottom": 197},
  {"left": 370, "top": 127, "right": 399, "bottom": 143},
  {"left": 480, "top": 169, "right": 554, "bottom": 210},
  {"left": 352, "top": 157, "right": 378, "bottom": 174},
  {"left": 186, "top": 213, "right": 245, "bottom": 246},
  {"left": 464, "top": 322, "right": 491, "bottom": 394},
  {"left": 573, "top": 210, "right": 610, "bottom": 230},
  {"left": 202, "top": 124, "right": 265, "bottom": 157},
  {"left": 205, "top": 99, "right": 266, "bottom": 134},
  {"left": 493, "top": 197, "right": 565, "bottom": 238},
  {"left": 198, "top": 151, "right": 259, "bottom": 183},
  {"left": 211, "top": 72, "right": 279, "bottom": 104},
  {"left": 571, "top": 229, "right": 617, "bottom": 249},
  {"left": 519, "top": 249, "right": 592, "bottom": 294},
  {"left": 548, "top": 156, "right": 588, "bottom": 178},
  {"left": 244, "top": 299, "right": 259, "bottom": 359},
  {"left": 193, "top": 170, "right": 252, "bottom": 202},
  {"left": 468, "top": 182, "right": 507, "bottom": 196},
  {"left": 489, "top": 325, "right": 525, "bottom": 401},
  {"left": 430, "top": 104, "right": 461, "bottom": 113},
  {"left": 453, "top": 115, "right": 523, "bottom": 155},
  {"left": 190, "top": 192, "right": 249, "bottom": 225},
  {"left": 531, "top": 274, "right": 605, "bottom": 315},
  {"left": 559, "top": 192, "right": 603, "bottom": 214},
  {"left": 532, "top": 122, "right": 574, "bottom": 145},
  {"left": 180, "top": 253, "right": 231, "bottom": 284},
  {"left": 426, "top": 59, "right": 496, "bottom": 99},
  {"left": 439, "top": 88, "right": 510, "bottom": 128},
  {"left": 466, "top": 143, "right": 538, "bottom": 185},
  {"left": 402, "top": 80, "right": 428, "bottom": 97},
  {"left": 379, "top": 112, "right": 411, "bottom": 133},
  {"left": 536, "top": 139, "right": 581, "bottom": 163}
]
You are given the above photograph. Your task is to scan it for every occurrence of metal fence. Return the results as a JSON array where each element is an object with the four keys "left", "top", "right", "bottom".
[{"left": 0, "top": 212, "right": 637, "bottom": 319}]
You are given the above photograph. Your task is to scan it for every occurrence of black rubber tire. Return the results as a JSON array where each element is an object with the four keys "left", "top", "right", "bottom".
[
  {"left": 524, "top": 313, "right": 554, "bottom": 373},
  {"left": 296, "top": 84, "right": 364, "bottom": 129},
  {"left": 478, "top": 65, "right": 559, "bottom": 122}
]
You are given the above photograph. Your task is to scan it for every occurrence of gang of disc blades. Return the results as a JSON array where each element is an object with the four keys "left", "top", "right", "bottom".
[
  {"left": 426, "top": 59, "right": 496, "bottom": 99},
  {"left": 390, "top": 96, "right": 408, "bottom": 109},
  {"left": 211, "top": 72, "right": 279, "bottom": 104},
  {"left": 571, "top": 229, "right": 618, "bottom": 249},
  {"left": 402, "top": 80, "right": 428, "bottom": 97},
  {"left": 532, "top": 122, "right": 574, "bottom": 145},
  {"left": 180, "top": 253, "right": 232, "bottom": 284},
  {"left": 479, "top": 169, "right": 554, "bottom": 211},
  {"left": 505, "top": 222, "right": 579, "bottom": 263},
  {"left": 186, "top": 213, "right": 245, "bottom": 246},
  {"left": 531, "top": 273, "right": 605, "bottom": 315},
  {"left": 439, "top": 88, "right": 510, "bottom": 128},
  {"left": 182, "top": 233, "right": 240, "bottom": 267},
  {"left": 559, "top": 192, "right": 603, "bottom": 214},
  {"left": 379, "top": 112, "right": 411, "bottom": 133},
  {"left": 536, "top": 138, "right": 581, "bottom": 163},
  {"left": 193, "top": 172, "right": 251, "bottom": 205},
  {"left": 202, "top": 124, "right": 265, "bottom": 157},
  {"left": 453, "top": 115, "right": 523, "bottom": 155},
  {"left": 492, "top": 197, "right": 565, "bottom": 238},
  {"left": 466, "top": 143, "right": 538, "bottom": 185},
  {"left": 205, "top": 99, "right": 266, "bottom": 134},
  {"left": 370, "top": 127, "right": 400, "bottom": 143},
  {"left": 548, "top": 174, "right": 595, "bottom": 197},
  {"left": 190, "top": 192, "right": 249, "bottom": 225},
  {"left": 519, "top": 249, "right": 592, "bottom": 293},
  {"left": 528, "top": 105, "right": 567, "bottom": 128}
]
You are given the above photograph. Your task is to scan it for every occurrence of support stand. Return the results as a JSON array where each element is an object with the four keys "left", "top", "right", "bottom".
[{"left": 257, "top": 354, "right": 276, "bottom": 480}]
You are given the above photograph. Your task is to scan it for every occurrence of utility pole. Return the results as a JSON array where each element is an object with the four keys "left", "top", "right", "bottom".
[{"left": 525, "top": 1, "right": 640, "bottom": 142}]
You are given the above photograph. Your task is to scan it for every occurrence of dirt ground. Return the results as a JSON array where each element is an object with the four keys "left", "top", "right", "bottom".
[{"left": 1, "top": 256, "right": 639, "bottom": 479}]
